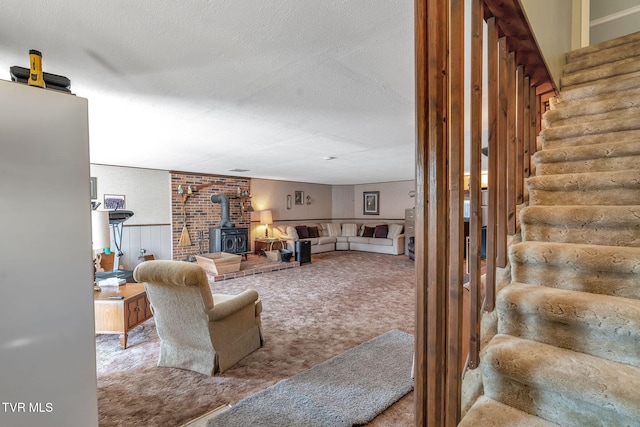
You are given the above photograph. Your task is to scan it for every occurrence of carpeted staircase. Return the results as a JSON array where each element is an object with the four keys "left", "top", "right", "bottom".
[{"left": 460, "top": 31, "right": 640, "bottom": 426}]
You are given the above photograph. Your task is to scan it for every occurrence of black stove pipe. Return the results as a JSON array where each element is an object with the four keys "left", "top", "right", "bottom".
[{"left": 211, "top": 194, "right": 234, "bottom": 228}]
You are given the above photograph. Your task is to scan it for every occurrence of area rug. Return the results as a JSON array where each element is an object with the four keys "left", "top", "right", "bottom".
[{"left": 206, "top": 329, "right": 414, "bottom": 427}]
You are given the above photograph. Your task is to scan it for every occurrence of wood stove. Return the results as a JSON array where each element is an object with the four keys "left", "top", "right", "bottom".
[{"left": 209, "top": 227, "right": 249, "bottom": 255}]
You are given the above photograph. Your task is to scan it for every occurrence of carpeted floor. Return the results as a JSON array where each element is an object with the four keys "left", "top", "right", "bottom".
[{"left": 96, "top": 251, "right": 415, "bottom": 426}]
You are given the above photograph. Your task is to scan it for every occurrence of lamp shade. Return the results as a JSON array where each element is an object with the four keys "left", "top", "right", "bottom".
[
  {"left": 260, "top": 210, "right": 273, "bottom": 225},
  {"left": 91, "top": 210, "right": 111, "bottom": 251}
]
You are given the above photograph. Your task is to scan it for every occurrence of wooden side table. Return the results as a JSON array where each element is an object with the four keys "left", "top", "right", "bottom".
[
  {"left": 254, "top": 238, "right": 284, "bottom": 255},
  {"left": 94, "top": 283, "right": 153, "bottom": 349}
]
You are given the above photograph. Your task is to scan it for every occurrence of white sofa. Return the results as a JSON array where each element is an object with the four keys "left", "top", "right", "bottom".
[
  {"left": 272, "top": 222, "right": 405, "bottom": 256},
  {"left": 272, "top": 224, "right": 336, "bottom": 255}
]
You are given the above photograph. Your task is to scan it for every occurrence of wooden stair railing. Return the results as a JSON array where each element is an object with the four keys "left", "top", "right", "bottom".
[{"left": 414, "top": 0, "right": 556, "bottom": 425}]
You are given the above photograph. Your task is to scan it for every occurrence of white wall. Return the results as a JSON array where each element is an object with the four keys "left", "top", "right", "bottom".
[
  {"left": 332, "top": 185, "right": 356, "bottom": 219},
  {"left": 251, "top": 178, "right": 414, "bottom": 223},
  {"left": 353, "top": 181, "right": 414, "bottom": 220},
  {"left": 90, "top": 165, "right": 171, "bottom": 225},
  {"left": 590, "top": 0, "right": 640, "bottom": 44},
  {"left": 520, "top": 0, "right": 574, "bottom": 88},
  {"left": 0, "top": 80, "right": 98, "bottom": 426},
  {"left": 250, "top": 179, "right": 333, "bottom": 221},
  {"left": 89, "top": 165, "right": 172, "bottom": 268},
  {"left": 249, "top": 179, "right": 332, "bottom": 243}
]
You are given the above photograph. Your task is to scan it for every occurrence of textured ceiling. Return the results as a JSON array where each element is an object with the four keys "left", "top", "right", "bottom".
[{"left": 0, "top": 1, "right": 415, "bottom": 185}]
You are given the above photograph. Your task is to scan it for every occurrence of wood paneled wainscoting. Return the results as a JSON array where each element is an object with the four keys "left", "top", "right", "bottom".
[{"left": 115, "top": 224, "right": 172, "bottom": 270}]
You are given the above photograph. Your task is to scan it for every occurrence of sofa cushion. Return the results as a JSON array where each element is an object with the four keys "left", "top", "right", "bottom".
[
  {"left": 348, "top": 236, "right": 370, "bottom": 244},
  {"left": 387, "top": 223, "right": 404, "bottom": 238},
  {"left": 362, "top": 226, "right": 375, "bottom": 237},
  {"left": 301, "top": 237, "right": 319, "bottom": 245},
  {"left": 295, "top": 225, "right": 310, "bottom": 239},
  {"left": 324, "top": 223, "right": 342, "bottom": 237},
  {"left": 318, "top": 236, "right": 337, "bottom": 245},
  {"left": 308, "top": 226, "right": 320, "bottom": 238},
  {"left": 287, "top": 226, "right": 299, "bottom": 240},
  {"left": 280, "top": 226, "right": 298, "bottom": 239},
  {"left": 374, "top": 224, "right": 388, "bottom": 238},
  {"left": 370, "top": 237, "right": 393, "bottom": 246},
  {"left": 342, "top": 223, "right": 358, "bottom": 237}
]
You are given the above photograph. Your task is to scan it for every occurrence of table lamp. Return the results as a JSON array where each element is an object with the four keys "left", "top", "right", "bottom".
[{"left": 260, "top": 210, "right": 273, "bottom": 238}]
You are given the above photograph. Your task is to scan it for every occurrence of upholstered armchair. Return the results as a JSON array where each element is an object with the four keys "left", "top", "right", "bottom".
[{"left": 133, "top": 260, "right": 263, "bottom": 376}]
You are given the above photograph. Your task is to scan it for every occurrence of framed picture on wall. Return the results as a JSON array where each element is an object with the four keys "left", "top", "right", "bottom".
[
  {"left": 295, "top": 191, "right": 304, "bottom": 205},
  {"left": 104, "top": 194, "right": 126, "bottom": 210},
  {"left": 363, "top": 191, "right": 379, "bottom": 215}
]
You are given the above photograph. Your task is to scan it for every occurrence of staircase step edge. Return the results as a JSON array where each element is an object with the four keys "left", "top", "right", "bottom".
[
  {"left": 541, "top": 129, "right": 640, "bottom": 150},
  {"left": 559, "top": 71, "right": 640, "bottom": 101},
  {"left": 548, "top": 86, "right": 640, "bottom": 116},
  {"left": 566, "top": 31, "right": 640, "bottom": 62},
  {"left": 544, "top": 102, "right": 640, "bottom": 128},
  {"left": 499, "top": 283, "right": 640, "bottom": 339},
  {"left": 459, "top": 396, "right": 559, "bottom": 427},
  {"left": 520, "top": 205, "right": 640, "bottom": 227},
  {"left": 533, "top": 140, "right": 640, "bottom": 164},
  {"left": 527, "top": 170, "right": 640, "bottom": 190},
  {"left": 561, "top": 57, "right": 640, "bottom": 88},
  {"left": 509, "top": 241, "right": 640, "bottom": 273},
  {"left": 498, "top": 283, "right": 640, "bottom": 367},
  {"left": 540, "top": 116, "right": 640, "bottom": 142},
  {"left": 483, "top": 334, "right": 640, "bottom": 418}
]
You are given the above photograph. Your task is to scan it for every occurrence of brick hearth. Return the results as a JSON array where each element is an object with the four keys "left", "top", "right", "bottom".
[{"left": 206, "top": 254, "right": 301, "bottom": 282}]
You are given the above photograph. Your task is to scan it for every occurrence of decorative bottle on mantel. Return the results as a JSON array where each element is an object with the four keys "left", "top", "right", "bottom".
[{"left": 28, "top": 49, "right": 46, "bottom": 88}]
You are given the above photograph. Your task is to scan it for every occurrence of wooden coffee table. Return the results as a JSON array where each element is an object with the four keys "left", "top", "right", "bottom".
[{"left": 94, "top": 283, "right": 153, "bottom": 349}]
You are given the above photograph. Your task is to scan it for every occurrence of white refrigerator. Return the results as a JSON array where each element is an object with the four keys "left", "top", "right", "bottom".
[{"left": 0, "top": 79, "right": 98, "bottom": 426}]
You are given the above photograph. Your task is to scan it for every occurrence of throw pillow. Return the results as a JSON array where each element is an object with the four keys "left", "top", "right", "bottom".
[
  {"left": 285, "top": 226, "right": 299, "bottom": 239},
  {"left": 308, "top": 226, "right": 320, "bottom": 238},
  {"left": 362, "top": 226, "right": 375, "bottom": 238},
  {"left": 295, "top": 225, "right": 310, "bottom": 239},
  {"left": 387, "top": 223, "right": 404, "bottom": 238},
  {"left": 342, "top": 223, "right": 358, "bottom": 237},
  {"left": 324, "top": 223, "right": 342, "bottom": 237},
  {"left": 374, "top": 224, "right": 388, "bottom": 238}
]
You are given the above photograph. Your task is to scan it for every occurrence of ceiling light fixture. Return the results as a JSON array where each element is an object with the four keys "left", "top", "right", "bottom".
[
  {"left": 323, "top": 156, "right": 337, "bottom": 160},
  {"left": 229, "top": 168, "right": 250, "bottom": 172}
]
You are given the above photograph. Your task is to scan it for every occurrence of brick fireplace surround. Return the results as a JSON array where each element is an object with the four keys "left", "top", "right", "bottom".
[{"left": 171, "top": 172, "right": 251, "bottom": 261}]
